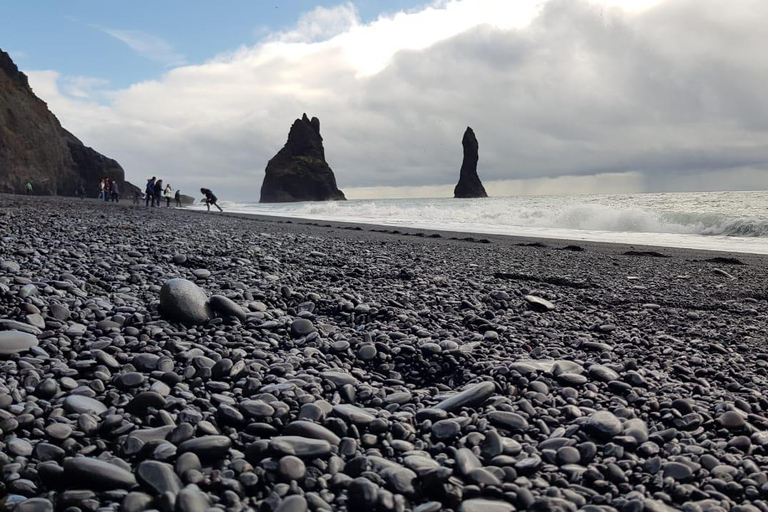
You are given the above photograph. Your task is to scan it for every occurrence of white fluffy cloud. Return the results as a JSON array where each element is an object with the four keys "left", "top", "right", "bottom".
[
  {"left": 97, "top": 27, "right": 187, "bottom": 67},
  {"left": 25, "top": 0, "right": 768, "bottom": 201}
]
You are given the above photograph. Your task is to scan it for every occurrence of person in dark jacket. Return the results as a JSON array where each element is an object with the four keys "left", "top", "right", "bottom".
[
  {"left": 200, "top": 188, "right": 223, "bottom": 212},
  {"left": 110, "top": 180, "right": 120, "bottom": 203},
  {"left": 145, "top": 177, "right": 156, "bottom": 207},
  {"left": 175, "top": 189, "right": 183, "bottom": 207},
  {"left": 153, "top": 179, "right": 164, "bottom": 208}
]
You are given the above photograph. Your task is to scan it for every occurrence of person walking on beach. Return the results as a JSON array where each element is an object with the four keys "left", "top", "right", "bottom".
[
  {"left": 25, "top": 182, "right": 33, "bottom": 195},
  {"left": 163, "top": 183, "right": 173, "bottom": 207},
  {"left": 200, "top": 188, "right": 223, "bottom": 212},
  {"left": 175, "top": 189, "right": 183, "bottom": 207},
  {"left": 153, "top": 179, "right": 164, "bottom": 208},
  {"left": 110, "top": 179, "right": 120, "bottom": 203},
  {"left": 98, "top": 179, "right": 105, "bottom": 200},
  {"left": 133, "top": 188, "right": 141, "bottom": 205},
  {"left": 77, "top": 185, "right": 86, "bottom": 200},
  {"left": 103, "top": 178, "right": 112, "bottom": 202},
  {"left": 145, "top": 177, "right": 156, "bottom": 207}
]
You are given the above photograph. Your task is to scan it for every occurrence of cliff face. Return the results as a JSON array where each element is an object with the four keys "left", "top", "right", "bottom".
[
  {"left": 0, "top": 49, "right": 129, "bottom": 196},
  {"left": 260, "top": 114, "right": 346, "bottom": 203},
  {"left": 453, "top": 127, "right": 488, "bottom": 199}
]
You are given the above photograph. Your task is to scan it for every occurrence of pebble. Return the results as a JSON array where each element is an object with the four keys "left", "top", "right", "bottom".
[
  {"left": 525, "top": 295, "right": 555, "bottom": 312},
  {"left": 278, "top": 455, "right": 307, "bottom": 480},
  {"left": 63, "top": 457, "right": 137, "bottom": 489},
  {"left": 63, "top": 395, "right": 108, "bottom": 415},
  {"left": 159, "top": 278, "right": 212, "bottom": 324},
  {"left": 1, "top": 197, "right": 767, "bottom": 512},
  {"left": 586, "top": 410, "right": 623, "bottom": 439},
  {"left": 434, "top": 381, "right": 496, "bottom": 412},
  {"left": 0, "top": 330, "right": 38, "bottom": 355}
]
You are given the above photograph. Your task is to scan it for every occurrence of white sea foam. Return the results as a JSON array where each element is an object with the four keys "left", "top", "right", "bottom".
[{"left": 199, "top": 190, "right": 768, "bottom": 254}]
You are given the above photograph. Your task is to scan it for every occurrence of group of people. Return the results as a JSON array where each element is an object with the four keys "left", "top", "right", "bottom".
[
  {"left": 139, "top": 177, "right": 222, "bottom": 211},
  {"left": 99, "top": 177, "right": 120, "bottom": 202},
  {"left": 140, "top": 177, "right": 181, "bottom": 207}
]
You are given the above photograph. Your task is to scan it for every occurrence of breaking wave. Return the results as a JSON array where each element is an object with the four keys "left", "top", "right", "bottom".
[{"left": 222, "top": 197, "right": 768, "bottom": 238}]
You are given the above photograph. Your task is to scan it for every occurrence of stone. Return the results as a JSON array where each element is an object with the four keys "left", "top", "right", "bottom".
[
  {"left": 126, "top": 391, "right": 167, "bottom": 415},
  {"left": 663, "top": 462, "right": 693, "bottom": 481},
  {"left": 348, "top": 477, "right": 379, "bottom": 510},
  {"left": 177, "top": 436, "right": 232, "bottom": 460},
  {"left": 588, "top": 364, "right": 620, "bottom": 382},
  {"left": 122, "top": 492, "right": 154, "bottom": 512},
  {"left": 176, "top": 486, "right": 211, "bottom": 512},
  {"left": 431, "top": 419, "right": 462, "bottom": 439},
  {"left": 63, "top": 395, "right": 107, "bottom": 415},
  {"left": 381, "top": 466, "right": 417, "bottom": 494},
  {"left": 718, "top": 410, "right": 746, "bottom": 429},
  {"left": 290, "top": 318, "right": 317, "bottom": 338},
  {"left": 488, "top": 411, "right": 529, "bottom": 431},
  {"left": 453, "top": 127, "right": 488, "bottom": 198},
  {"left": 283, "top": 420, "right": 341, "bottom": 445},
  {"left": 333, "top": 404, "right": 376, "bottom": 425},
  {"left": 0, "top": 330, "right": 38, "bottom": 355},
  {"left": 276, "top": 495, "right": 308, "bottom": 512},
  {"left": 458, "top": 499, "right": 514, "bottom": 512},
  {"left": 434, "top": 381, "right": 496, "bottom": 412},
  {"left": 12, "top": 498, "right": 54, "bottom": 512},
  {"left": 260, "top": 114, "right": 346, "bottom": 203},
  {"left": 159, "top": 278, "right": 212, "bottom": 325},
  {"left": 63, "top": 457, "right": 137, "bottom": 489},
  {"left": 136, "top": 460, "right": 182, "bottom": 496},
  {"left": 209, "top": 295, "right": 246, "bottom": 321},
  {"left": 586, "top": 411, "right": 623, "bottom": 440},
  {"left": 269, "top": 436, "right": 333, "bottom": 457},
  {"left": 525, "top": 295, "right": 555, "bottom": 312},
  {"left": 240, "top": 399, "right": 275, "bottom": 418},
  {"left": 278, "top": 455, "right": 307, "bottom": 480}
]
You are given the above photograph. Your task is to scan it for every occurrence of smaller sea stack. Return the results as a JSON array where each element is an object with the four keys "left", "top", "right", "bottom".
[
  {"left": 453, "top": 127, "right": 488, "bottom": 199},
  {"left": 260, "top": 114, "right": 346, "bottom": 203}
]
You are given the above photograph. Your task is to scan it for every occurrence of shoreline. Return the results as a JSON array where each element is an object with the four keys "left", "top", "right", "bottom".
[
  {"left": 9, "top": 193, "right": 768, "bottom": 261},
  {"left": 186, "top": 203, "right": 768, "bottom": 264},
  {"left": 191, "top": 198, "right": 768, "bottom": 257}
]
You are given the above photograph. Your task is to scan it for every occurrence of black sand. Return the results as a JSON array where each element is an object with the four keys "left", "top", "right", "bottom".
[{"left": 1, "top": 195, "right": 768, "bottom": 512}]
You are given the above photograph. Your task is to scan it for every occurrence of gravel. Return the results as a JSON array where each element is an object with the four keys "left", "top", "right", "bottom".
[{"left": 1, "top": 195, "right": 768, "bottom": 512}]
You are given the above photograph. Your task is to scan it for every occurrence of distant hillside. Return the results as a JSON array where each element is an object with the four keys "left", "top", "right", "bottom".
[{"left": 0, "top": 49, "right": 135, "bottom": 197}]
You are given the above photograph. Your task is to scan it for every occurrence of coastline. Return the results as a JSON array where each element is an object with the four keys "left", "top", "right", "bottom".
[
  {"left": 2, "top": 194, "right": 768, "bottom": 511},
  {"left": 187, "top": 203, "right": 768, "bottom": 264}
]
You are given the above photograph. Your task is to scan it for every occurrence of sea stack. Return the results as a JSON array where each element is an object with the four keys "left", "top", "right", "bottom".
[
  {"left": 0, "top": 48, "right": 134, "bottom": 197},
  {"left": 453, "top": 127, "right": 488, "bottom": 199},
  {"left": 260, "top": 114, "right": 346, "bottom": 203}
]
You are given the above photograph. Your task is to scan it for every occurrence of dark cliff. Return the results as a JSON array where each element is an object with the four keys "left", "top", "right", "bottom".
[
  {"left": 260, "top": 114, "right": 346, "bottom": 203},
  {"left": 0, "top": 49, "right": 131, "bottom": 196},
  {"left": 453, "top": 127, "right": 488, "bottom": 199}
]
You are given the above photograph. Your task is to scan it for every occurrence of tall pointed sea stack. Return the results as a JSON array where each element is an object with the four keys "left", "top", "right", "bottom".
[
  {"left": 259, "top": 114, "right": 346, "bottom": 203},
  {"left": 0, "top": 48, "right": 134, "bottom": 196},
  {"left": 453, "top": 127, "right": 488, "bottom": 198}
]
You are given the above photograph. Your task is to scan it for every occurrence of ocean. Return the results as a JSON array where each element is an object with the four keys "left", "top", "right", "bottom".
[{"left": 202, "top": 190, "right": 768, "bottom": 255}]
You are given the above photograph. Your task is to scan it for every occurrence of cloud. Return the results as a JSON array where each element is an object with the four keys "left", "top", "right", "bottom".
[
  {"left": 276, "top": 3, "right": 360, "bottom": 44},
  {"left": 61, "top": 76, "right": 111, "bottom": 99},
  {"left": 97, "top": 27, "right": 186, "bottom": 67},
  {"left": 25, "top": 0, "right": 768, "bottom": 201}
]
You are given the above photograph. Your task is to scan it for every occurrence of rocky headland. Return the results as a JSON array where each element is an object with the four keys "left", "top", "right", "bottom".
[
  {"left": 454, "top": 127, "right": 488, "bottom": 199},
  {"left": 0, "top": 49, "right": 133, "bottom": 197},
  {"left": 260, "top": 114, "right": 346, "bottom": 203},
  {"left": 1, "top": 195, "right": 768, "bottom": 511}
]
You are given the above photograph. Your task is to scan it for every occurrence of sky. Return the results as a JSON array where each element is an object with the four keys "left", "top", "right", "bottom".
[{"left": 3, "top": 0, "right": 768, "bottom": 201}]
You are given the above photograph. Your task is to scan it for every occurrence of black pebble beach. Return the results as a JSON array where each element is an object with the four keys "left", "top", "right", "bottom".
[{"left": 1, "top": 195, "right": 768, "bottom": 512}]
